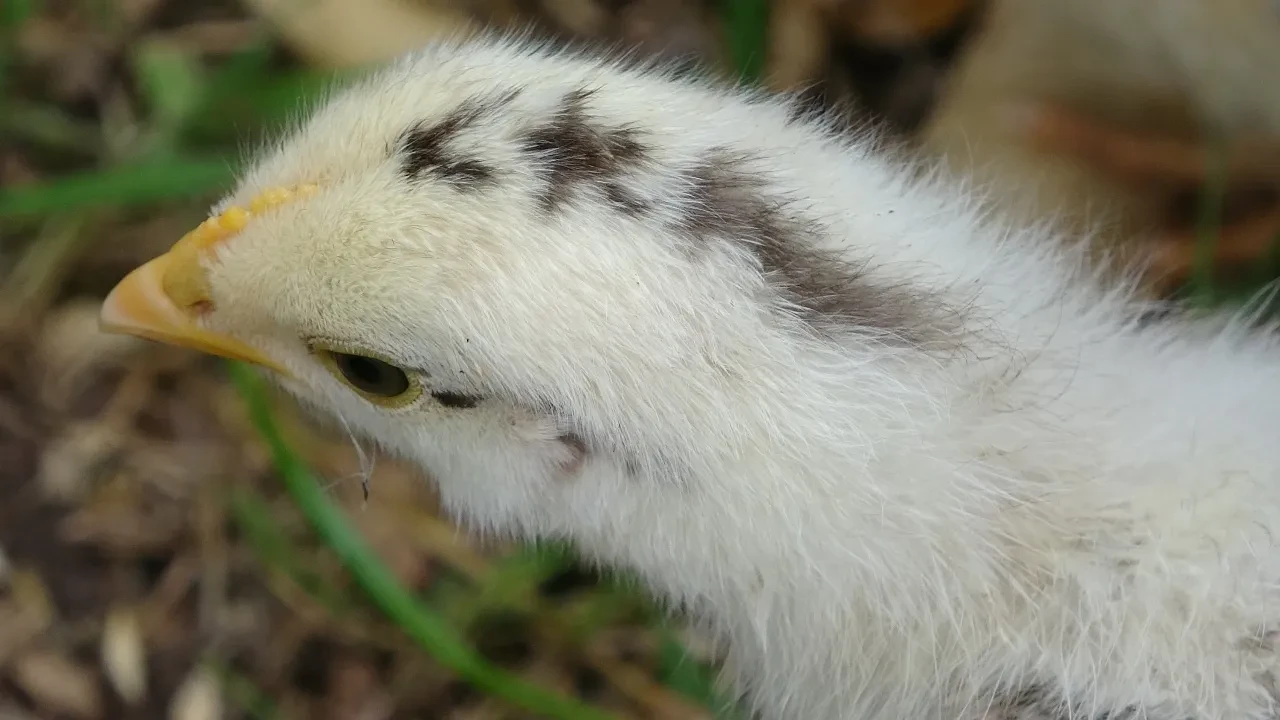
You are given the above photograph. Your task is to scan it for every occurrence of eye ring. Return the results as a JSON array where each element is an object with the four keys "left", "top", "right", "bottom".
[{"left": 310, "top": 342, "right": 423, "bottom": 409}]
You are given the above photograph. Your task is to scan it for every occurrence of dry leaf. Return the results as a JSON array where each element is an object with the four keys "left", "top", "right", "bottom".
[
  {"left": 169, "top": 665, "right": 223, "bottom": 720},
  {"left": 0, "top": 702, "right": 42, "bottom": 720},
  {"left": 0, "top": 601, "right": 51, "bottom": 668},
  {"left": 844, "top": 0, "right": 975, "bottom": 44},
  {"left": 36, "top": 300, "right": 143, "bottom": 416},
  {"left": 1011, "top": 103, "right": 1280, "bottom": 188},
  {"left": 7, "top": 569, "right": 56, "bottom": 626},
  {"left": 327, "top": 655, "right": 394, "bottom": 720},
  {"left": 240, "top": 0, "right": 475, "bottom": 68},
  {"left": 11, "top": 648, "right": 104, "bottom": 719},
  {"left": 1011, "top": 101, "right": 1280, "bottom": 290},
  {"left": 1147, "top": 205, "right": 1280, "bottom": 289},
  {"left": 102, "top": 605, "right": 148, "bottom": 705},
  {"left": 37, "top": 422, "right": 127, "bottom": 502}
]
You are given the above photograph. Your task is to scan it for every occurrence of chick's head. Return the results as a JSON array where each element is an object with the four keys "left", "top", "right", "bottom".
[{"left": 97, "top": 38, "right": 791, "bottom": 537}]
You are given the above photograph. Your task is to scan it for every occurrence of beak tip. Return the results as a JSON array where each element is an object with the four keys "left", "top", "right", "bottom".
[
  {"left": 97, "top": 276, "right": 158, "bottom": 343},
  {"left": 96, "top": 255, "right": 288, "bottom": 377},
  {"left": 98, "top": 287, "right": 128, "bottom": 336}
]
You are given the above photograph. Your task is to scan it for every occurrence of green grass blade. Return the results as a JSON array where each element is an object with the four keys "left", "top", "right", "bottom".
[
  {"left": 0, "top": 0, "right": 37, "bottom": 99},
  {"left": 0, "top": 0, "right": 36, "bottom": 28},
  {"left": 657, "top": 631, "right": 741, "bottom": 718},
  {"left": 227, "top": 362, "right": 619, "bottom": 720},
  {"left": 132, "top": 38, "right": 207, "bottom": 145},
  {"left": 0, "top": 156, "right": 238, "bottom": 219},
  {"left": 1189, "top": 139, "right": 1228, "bottom": 307},
  {"left": 723, "top": 0, "right": 770, "bottom": 84}
]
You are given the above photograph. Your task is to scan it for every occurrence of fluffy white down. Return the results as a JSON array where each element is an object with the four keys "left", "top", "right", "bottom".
[{"left": 196, "top": 32, "right": 1280, "bottom": 720}]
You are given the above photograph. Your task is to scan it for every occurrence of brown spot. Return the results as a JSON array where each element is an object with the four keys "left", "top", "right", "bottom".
[
  {"left": 602, "top": 180, "right": 651, "bottom": 215},
  {"left": 983, "top": 683, "right": 1148, "bottom": 720},
  {"left": 1134, "top": 303, "right": 1179, "bottom": 329},
  {"left": 397, "top": 89, "right": 519, "bottom": 187},
  {"left": 558, "top": 431, "right": 588, "bottom": 454},
  {"left": 432, "top": 391, "right": 481, "bottom": 409},
  {"left": 623, "top": 456, "right": 642, "bottom": 478},
  {"left": 558, "top": 432, "right": 589, "bottom": 475},
  {"left": 675, "top": 149, "right": 965, "bottom": 348},
  {"left": 519, "top": 88, "right": 649, "bottom": 213}
]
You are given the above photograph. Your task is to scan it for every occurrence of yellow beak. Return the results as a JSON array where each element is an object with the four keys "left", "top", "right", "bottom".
[{"left": 99, "top": 253, "right": 288, "bottom": 375}]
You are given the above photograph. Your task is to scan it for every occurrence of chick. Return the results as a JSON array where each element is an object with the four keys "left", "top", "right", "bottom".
[{"left": 99, "top": 34, "right": 1280, "bottom": 720}]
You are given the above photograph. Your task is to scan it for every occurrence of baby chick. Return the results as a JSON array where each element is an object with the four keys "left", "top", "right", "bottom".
[{"left": 99, "top": 34, "right": 1280, "bottom": 720}]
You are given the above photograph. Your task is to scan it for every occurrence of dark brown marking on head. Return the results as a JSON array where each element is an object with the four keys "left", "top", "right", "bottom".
[
  {"left": 558, "top": 432, "right": 588, "bottom": 455},
  {"left": 557, "top": 432, "right": 589, "bottom": 475},
  {"left": 1133, "top": 302, "right": 1180, "bottom": 330},
  {"left": 602, "top": 181, "right": 650, "bottom": 215},
  {"left": 432, "top": 391, "right": 481, "bottom": 409},
  {"left": 519, "top": 88, "right": 650, "bottom": 213},
  {"left": 673, "top": 149, "right": 966, "bottom": 349},
  {"left": 397, "top": 89, "right": 520, "bottom": 188},
  {"left": 984, "top": 683, "right": 1149, "bottom": 720}
]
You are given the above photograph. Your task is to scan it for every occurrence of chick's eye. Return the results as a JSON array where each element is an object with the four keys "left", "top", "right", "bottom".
[{"left": 329, "top": 352, "right": 411, "bottom": 397}]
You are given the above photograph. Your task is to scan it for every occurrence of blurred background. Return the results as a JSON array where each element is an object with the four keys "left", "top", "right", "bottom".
[{"left": 1, "top": 0, "right": 1279, "bottom": 718}]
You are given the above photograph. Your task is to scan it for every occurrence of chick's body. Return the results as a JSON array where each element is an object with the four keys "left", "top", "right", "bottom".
[{"left": 109, "top": 35, "right": 1280, "bottom": 720}]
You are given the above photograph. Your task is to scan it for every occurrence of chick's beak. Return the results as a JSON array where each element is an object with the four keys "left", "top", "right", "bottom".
[{"left": 100, "top": 253, "right": 288, "bottom": 375}]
